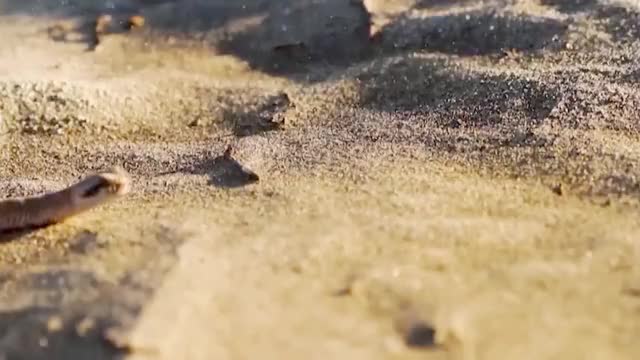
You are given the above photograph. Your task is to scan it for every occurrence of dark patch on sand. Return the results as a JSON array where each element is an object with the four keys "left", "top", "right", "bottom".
[
  {"left": 378, "top": 10, "right": 567, "bottom": 56},
  {"left": 357, "top": 57, "right": 559, "bottom": 126}
]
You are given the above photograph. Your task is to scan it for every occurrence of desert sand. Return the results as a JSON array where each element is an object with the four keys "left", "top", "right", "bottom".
[{"left": 1, "top": 0, "right": 640, "bottom": 359}]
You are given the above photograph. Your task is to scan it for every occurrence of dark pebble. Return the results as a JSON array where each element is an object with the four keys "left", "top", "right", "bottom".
[{"left": 404, "top": 321, "right": 436, "bottom": 348}]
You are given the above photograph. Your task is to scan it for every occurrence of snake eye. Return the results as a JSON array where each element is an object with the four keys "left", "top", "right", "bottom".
[{"left": 81, "top": 178, "right": 110, "bottom": 198}]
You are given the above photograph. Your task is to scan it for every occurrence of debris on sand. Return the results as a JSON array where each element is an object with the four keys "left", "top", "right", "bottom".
[
  {"left": 360, "top": 0, "right": 412, "bottom": 40},
  {"left": 394, "top": 310, "right": 438, "bottom": 349},
  {"left": 46, "top": 316, "right": 64, "bottom": 333},
  {"left": 126, "top": 15, "right": 146, "bottom": 31},
  {"left": 551, "top": 183, "right": 563, "bottom": 196},
  {"left": 234, "top": 92, "right": 293, "bottom": 137},
  {"left": 47, "top": 21, "right": 75, "bottom": 42},
  {"left": 330, "top": 273, "right": 359, "bottom": 297},
  {"left": 75, "top": 317, "right": 96, "bottom": 337},
  {"left": 257, "top": 92, "right": 292, "bottom": 128},
  {"left": 208, "top": 146, "right": 260, "bottom": 188},
  {"left": 89, "top": 14, "right": 113, "bottom": 51},
  {"left": 102, "top": 328, "right": 159, "bottom": 357},
  {"left": 45, "top": 12, "right": 147, "bottom": 51},
  {"left": 403, "top": 321, "right": 436, "bottom": 347}
]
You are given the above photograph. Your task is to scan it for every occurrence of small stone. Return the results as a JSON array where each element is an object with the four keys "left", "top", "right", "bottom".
[
  {"left": 188, "top": 118, "right": 203, "bottom": 127},
  {"left": 331, "top": 286, "right": 352, "bottom": 296},
  {"left": 394, "top": 311, "right": 438, "bottom": 349},
  {"left": 47, "top": 316, "right": 63, "bottom": 332},
  {"left": 126, "top": 15, "right": 145, "bottom": 30},
  {"left": 404, "top": 321, "right": 436, "bottom": 347},
  {"left": 76, "top": 317, "right": 95, "bottom": 337}
]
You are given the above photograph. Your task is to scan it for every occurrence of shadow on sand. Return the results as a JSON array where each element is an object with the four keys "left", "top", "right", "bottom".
[
  {"left": 0, "top": 0, "right": 570, "bottom": 79},
  {"left": 158, "top": 146, "right": 260, "bottom": 188}
]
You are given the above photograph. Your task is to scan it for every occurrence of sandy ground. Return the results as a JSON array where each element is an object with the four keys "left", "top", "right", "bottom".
[{"left": 1, "top": 0, "right": 640, "bottom": 359}]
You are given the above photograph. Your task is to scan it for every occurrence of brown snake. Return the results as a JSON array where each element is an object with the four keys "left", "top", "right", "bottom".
[{"left": 0, "top": 167, "right": 130, "bottom": 233}]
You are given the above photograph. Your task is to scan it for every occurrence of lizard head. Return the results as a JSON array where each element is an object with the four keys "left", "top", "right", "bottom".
[{"left": 70, "top": 167, "right": 131, "bottom": 210}]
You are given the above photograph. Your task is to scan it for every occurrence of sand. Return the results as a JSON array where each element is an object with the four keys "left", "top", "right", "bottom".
[{"left": 0, "top": 0, "right": 640, "bottom": 359}]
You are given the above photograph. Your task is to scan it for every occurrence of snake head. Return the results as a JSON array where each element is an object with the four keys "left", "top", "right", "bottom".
[{"left": 71, "top": 167, "right": 131, "bottom": 209}]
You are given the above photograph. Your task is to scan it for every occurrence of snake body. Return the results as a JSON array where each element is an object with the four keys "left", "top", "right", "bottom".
[{"left": 0, "top": 167, "right": 130, "bottom": 233}]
